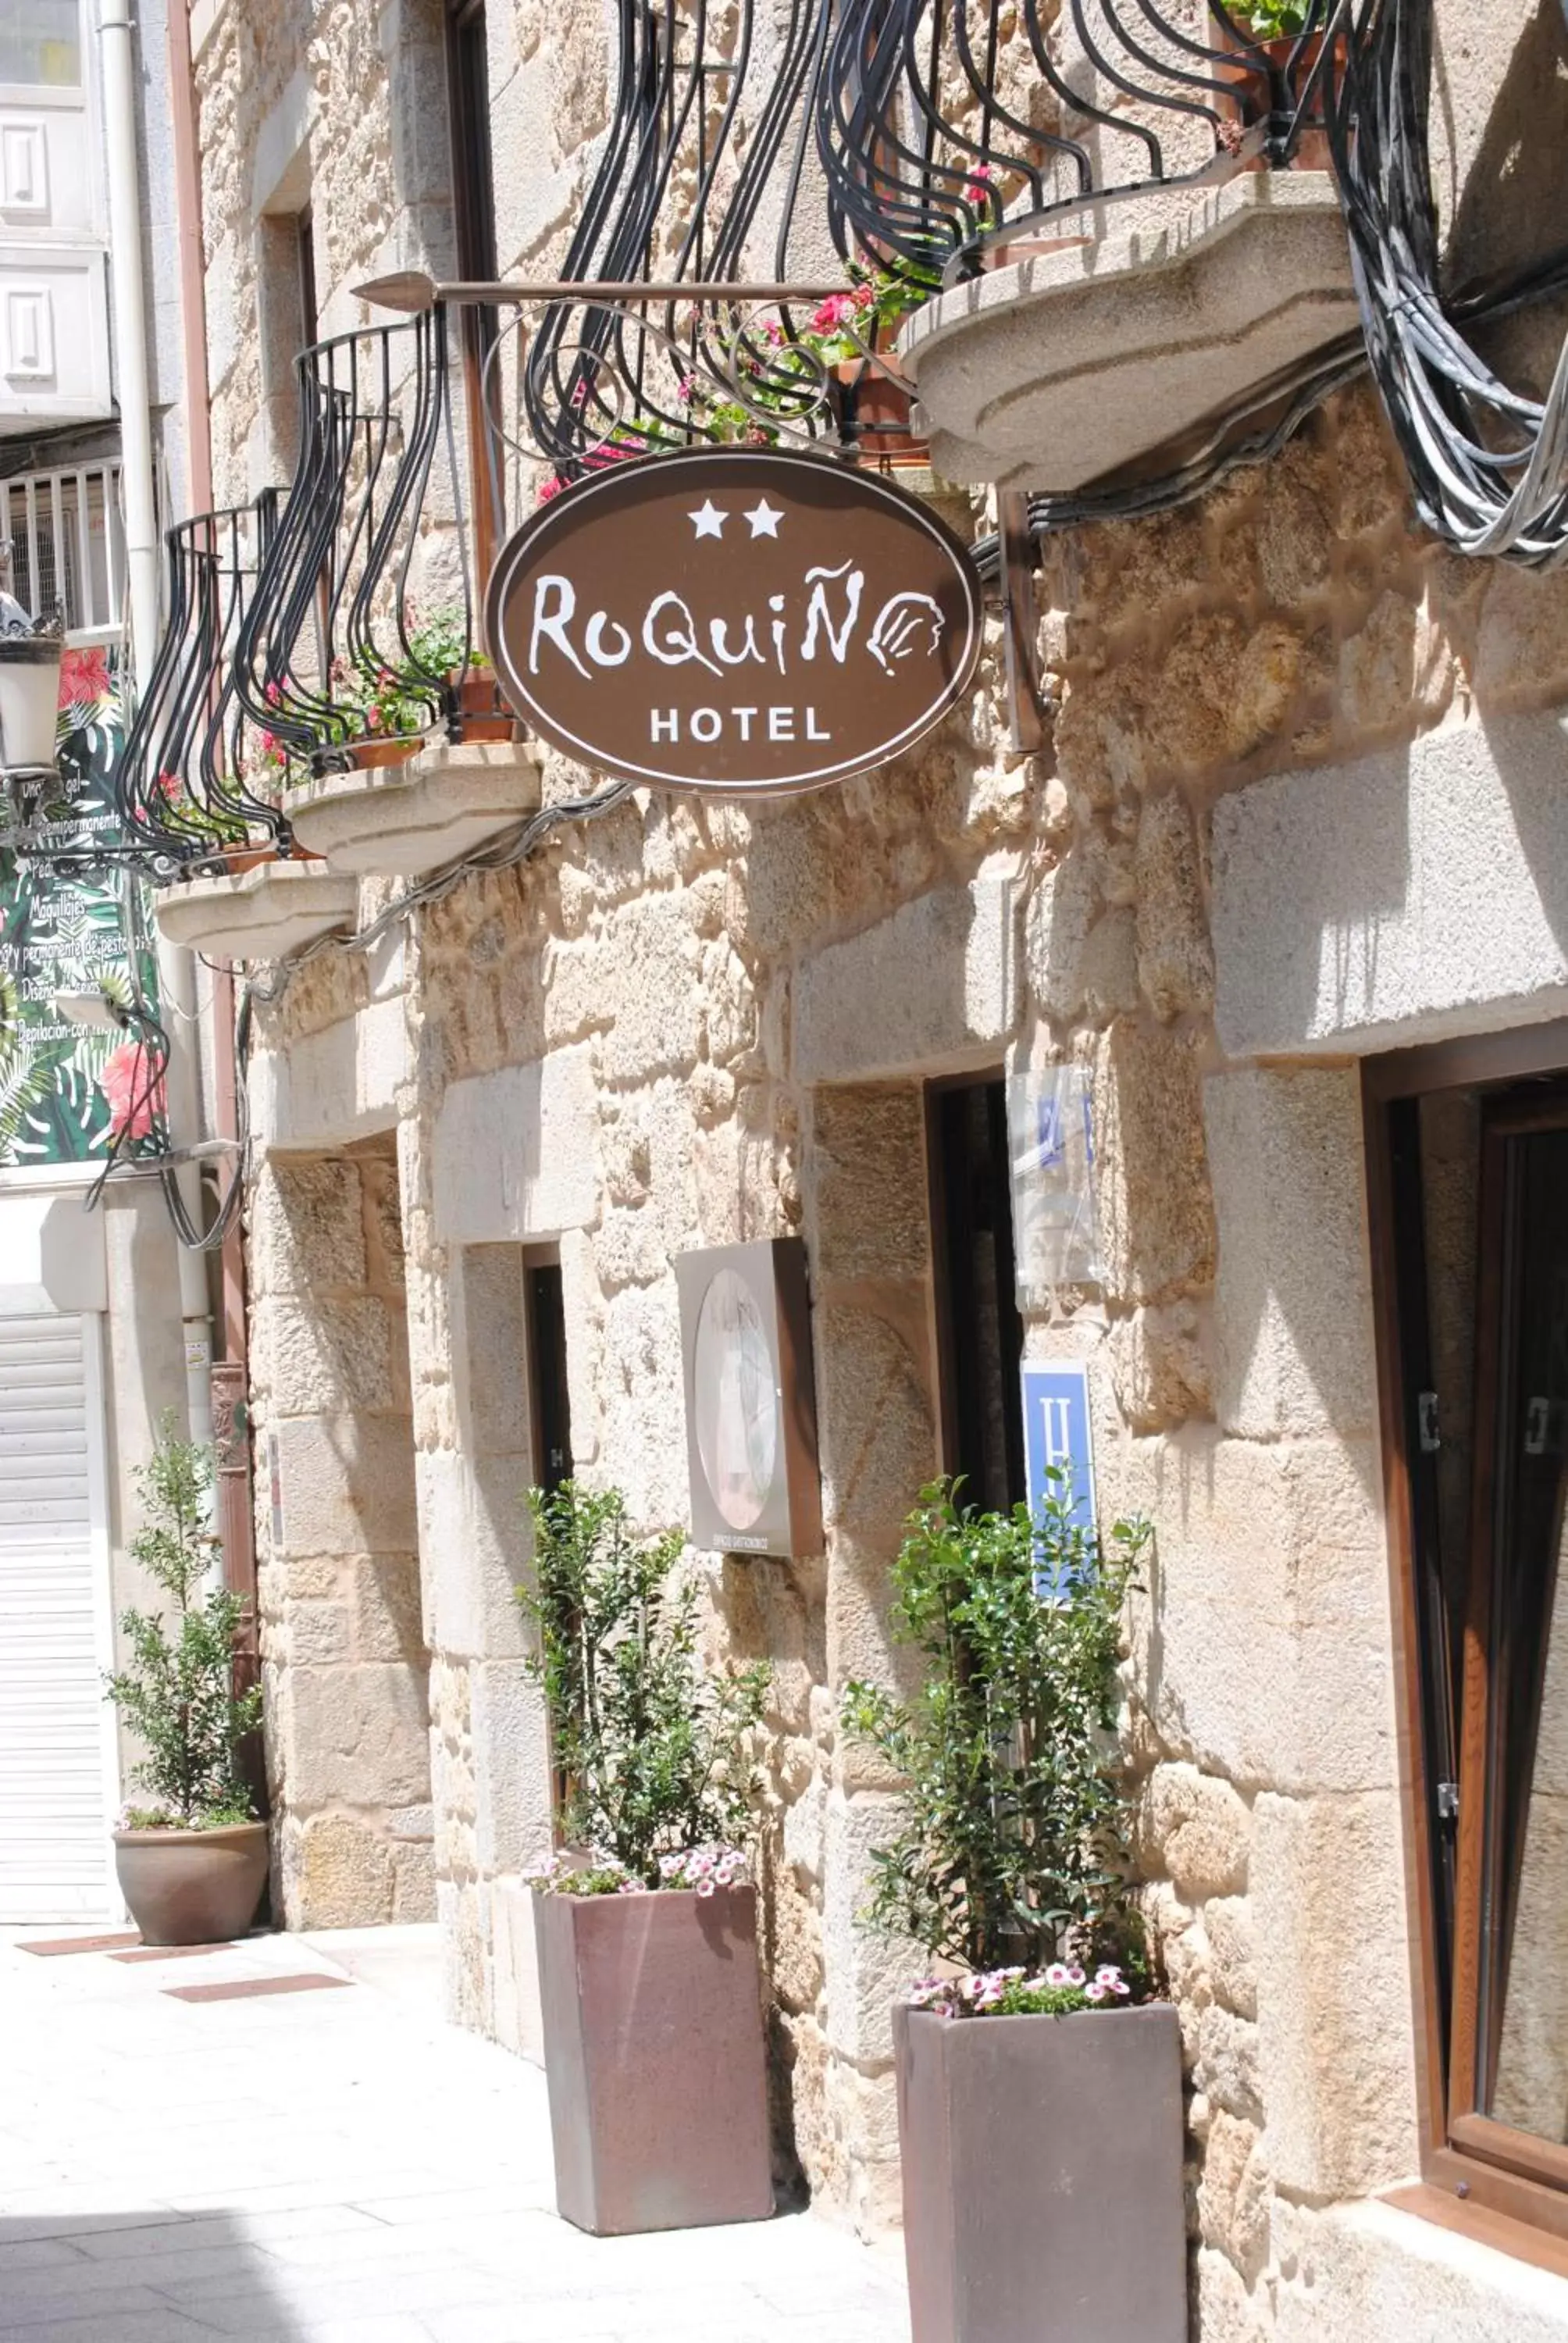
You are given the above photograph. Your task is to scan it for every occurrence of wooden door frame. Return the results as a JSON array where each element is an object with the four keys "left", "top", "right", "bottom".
[{"left": 1363, "top": 1029, "right": 1568, "bottom": 2248}]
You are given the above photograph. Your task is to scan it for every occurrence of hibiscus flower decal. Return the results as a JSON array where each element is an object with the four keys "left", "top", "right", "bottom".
[
  {"left": 101, "top": 1041, "right": 166, "bottom": 1140},
  {"left": 59, "top": 645, "right": 112, "bottom": 711}
]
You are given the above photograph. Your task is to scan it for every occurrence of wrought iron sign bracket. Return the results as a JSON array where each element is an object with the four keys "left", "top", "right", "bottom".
[
  {"left": 355, "top": 273, "right": 860, "bottom": 314},
  {"left": 997, "top": 490, "right": 1049, "bottom": 755}
]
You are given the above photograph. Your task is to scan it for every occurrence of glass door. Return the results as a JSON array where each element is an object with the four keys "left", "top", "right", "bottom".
[{"left": 1462, "top": 1114, "right": 1568, "bottom": 2151}]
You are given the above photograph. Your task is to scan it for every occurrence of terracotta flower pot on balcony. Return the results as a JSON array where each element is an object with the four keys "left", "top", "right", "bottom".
[
  {"left": 533, "top": 1882, "right": 774, "bottom": 2236},
  {"left": 113, "top": 1821, "right": 270, "bottom": 1948},
  {"left": 347, "top": 734, "right": 419, "bottom": 772},
  {"left": 451, "top": 665, "right": 516, "bottom": 744},
  {"left": 836, "top": 357, "right": 928, "bottom": 463},
  {"left": 894, "top": 2000, "right": 1186, "bottom": 2343},
  {"left": 1210, "top": 20, "right": 1345, "bottom": 171}
]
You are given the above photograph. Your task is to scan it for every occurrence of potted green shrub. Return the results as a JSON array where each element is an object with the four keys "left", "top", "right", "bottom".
[
  {"left": 843, "top": 1475, "right": 1185, "bottom": 2343},
  {"left": 105, "top": 1420, "right": 267, "bottom": 1946},
  {"left": 518, "top": 1481, "right": 773, "bottom": 2237}
]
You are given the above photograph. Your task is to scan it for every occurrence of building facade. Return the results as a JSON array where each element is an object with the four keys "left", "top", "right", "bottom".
[{"left": 111, "top": 0, "right": 1568, "bottom": 2330}]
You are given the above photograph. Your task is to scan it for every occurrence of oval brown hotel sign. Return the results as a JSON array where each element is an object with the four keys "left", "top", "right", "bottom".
[{"left": 486, "top": 447, "right": 984, "bottom": 795}]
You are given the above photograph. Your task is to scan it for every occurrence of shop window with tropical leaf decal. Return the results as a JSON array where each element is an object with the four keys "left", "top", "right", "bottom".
[{"left": 0, "top": 641, "right": 161, "bottom": 1169}]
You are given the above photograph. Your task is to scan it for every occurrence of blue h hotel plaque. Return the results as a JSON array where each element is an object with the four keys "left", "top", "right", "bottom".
[{"left": 1021, "top": 1362, "right": 1097, "bottom": 1539}]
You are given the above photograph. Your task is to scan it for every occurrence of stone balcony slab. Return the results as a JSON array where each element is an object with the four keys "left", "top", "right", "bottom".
[
  {"left": 900, "top": 172, "right": 1358, "bottom": 492},
  {"left": 283, "top": 737, "right": 541, "bottom": 879},
  {"left": 153, "top": 861, "right": 359, "bottom": 961}
]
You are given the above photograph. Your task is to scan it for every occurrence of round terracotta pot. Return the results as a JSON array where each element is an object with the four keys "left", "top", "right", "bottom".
[
  {"left": 113, "top": 1821, "right": 270, "bottom": 1947},
  {"left": 1210, "top": 22, "right": 1343, "bottom": 170},
  {"left": 347, "top": 736, "right": 419, "bottom": 772},
  {"left": 835, "top": 356, "right": 928, "bottom": 464},
  {"left": 450, "top": 665, "right": 515, "bottom": 741}
]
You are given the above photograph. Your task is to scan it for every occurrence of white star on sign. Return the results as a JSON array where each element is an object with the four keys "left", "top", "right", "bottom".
[
  {"left": 689, "top": 500, "right": 726, "bottom": 539},
  {"left": 745, "top": 499, "right": 782, "bottom": 538}
]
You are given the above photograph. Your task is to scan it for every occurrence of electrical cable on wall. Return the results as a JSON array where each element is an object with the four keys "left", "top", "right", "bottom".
[{"left": 1325, "top": 0, "right": 1568, "bottom": 565}]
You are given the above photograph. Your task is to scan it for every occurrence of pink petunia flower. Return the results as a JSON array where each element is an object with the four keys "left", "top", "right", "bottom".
[{"left": 1085, "top": 1981, "right": 1108, "bottom": 2002}]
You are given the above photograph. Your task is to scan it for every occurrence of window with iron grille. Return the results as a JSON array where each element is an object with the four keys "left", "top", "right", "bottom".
[{"left": 4, "top": 464, "right": 125, "bottom": 642}]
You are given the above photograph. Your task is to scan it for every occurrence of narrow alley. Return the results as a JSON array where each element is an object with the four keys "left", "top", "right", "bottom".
[{"left": 0, "top": 1929, "right": 911, "bottom": 2343}]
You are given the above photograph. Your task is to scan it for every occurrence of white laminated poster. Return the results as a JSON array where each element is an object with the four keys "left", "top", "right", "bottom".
[{"left": 1008, "top": 1066, "right": 1103, "bottom": 1307}]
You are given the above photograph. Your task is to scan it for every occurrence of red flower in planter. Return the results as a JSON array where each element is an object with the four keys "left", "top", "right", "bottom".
[
  {"left": 810, "top": 291, "right": 857, "bottom": 333},
  {"left": 101, "top": 1042, "right": 166, "bottom": 1140},
  {"left": 59, "top": 645, "right": 112, "bottom": 709}
]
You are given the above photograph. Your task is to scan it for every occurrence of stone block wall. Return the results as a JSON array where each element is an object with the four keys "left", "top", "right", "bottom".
[{"left": 248, "top": 1128, "right": 433, "bottom": 1927}]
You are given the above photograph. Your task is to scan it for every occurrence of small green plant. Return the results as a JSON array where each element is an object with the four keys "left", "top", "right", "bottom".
[
  {"left": 339, "top": 606, "right": 482, "bottom": 740},
  {"left": 1227, "top": 0, "right": 1315, "bottom": 38},
  {"left": 105, "top": 1418, "right": 261, "bottom": 1829},
  {"left": 842, "top": 1473, "right": 1150, "bottom": 1978},
  {"left": 518, "top": 1482, "right": 768, "bottom": 1886}
]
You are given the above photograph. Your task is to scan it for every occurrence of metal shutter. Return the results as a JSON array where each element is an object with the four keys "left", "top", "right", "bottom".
[{"left": 0, "top": 1311, "right": 112, "bottom": 1922}]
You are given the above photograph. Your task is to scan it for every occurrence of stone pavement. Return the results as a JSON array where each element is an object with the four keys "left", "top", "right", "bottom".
[{"left": 0, "top": 1925, "right": 913, "bottom": 2343}]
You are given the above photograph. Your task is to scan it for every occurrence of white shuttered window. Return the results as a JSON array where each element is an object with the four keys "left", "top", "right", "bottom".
[{"left": 0, "top": 1310, "right": 116, "bottom": 1922}]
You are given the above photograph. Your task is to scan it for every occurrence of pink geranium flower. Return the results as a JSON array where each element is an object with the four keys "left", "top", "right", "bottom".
[
  {"left": 810, "top": 292, "right": 857, "bottom": 334},
  {"left": 102, "top": 1042, "right": 165, "bottom": 1141}
]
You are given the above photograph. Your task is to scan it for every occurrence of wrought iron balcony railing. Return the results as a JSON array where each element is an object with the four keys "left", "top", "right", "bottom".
[
  {"left": 111, "top": 496, "right": 287, "bottom": 876},
  {"left": 230, "top": 304, "right": 504, "bottom": 779},
  {"left": 517, "top": 0, "right": 931, "bottom": 478},
  {"left": 817, "top": 0, "right": 1346, "bottom": 284}
]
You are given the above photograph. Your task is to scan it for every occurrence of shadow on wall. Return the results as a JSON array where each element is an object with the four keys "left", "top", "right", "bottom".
[
  {"left": 0, "top": 2209, "right": 315, "bottom": 2337},
  {"left": 1216, "top": 734, "right": 1415, "bottom": 1048},
  {"left": 1484, "top": 708, "right": 1568, "bottom": 975},
  {"left": 1438, "top": 0, "right": 1568, "bottom": 305},
  {"left": 1211, "top": 707, "right": 1568, "bottom": 1062}
]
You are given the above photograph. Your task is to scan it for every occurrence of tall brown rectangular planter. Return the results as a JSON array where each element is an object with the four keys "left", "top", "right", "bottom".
[
  {"left": 895, "top": 2001, "right": 1187, "bottom": 2343},
  {"left": 534, "top": 1882, "right": 774, "bottom": 2236}
]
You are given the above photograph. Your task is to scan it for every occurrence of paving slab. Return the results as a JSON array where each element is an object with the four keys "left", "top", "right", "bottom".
[{"left": 0, "top": 1929, "right": 910, "bottom": 2343}]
